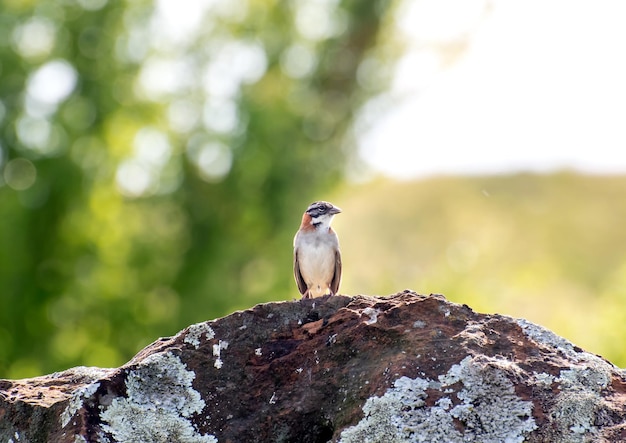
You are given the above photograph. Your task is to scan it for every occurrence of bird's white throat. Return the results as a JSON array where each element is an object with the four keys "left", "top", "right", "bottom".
[{"left": 310, "top": 214, "right": 335, "bottom": 231}]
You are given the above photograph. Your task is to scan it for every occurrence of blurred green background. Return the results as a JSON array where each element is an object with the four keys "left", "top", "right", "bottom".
[
  {"left": 0, "top": 0, "right": 398, "bottom": 378},
  {"left": 332, "top": 173, "right": 626, "bottom": 368},
  {"left": 2, "top": 0, "right": 626, "bottom": 379}
]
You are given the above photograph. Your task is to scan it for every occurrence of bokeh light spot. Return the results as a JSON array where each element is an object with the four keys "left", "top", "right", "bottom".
[
  {"left": 203, "top": 40, "right": 267, "bottom": 99},
  {"left": 116, "top": 160, "right": 152, "bottom": 197},
  {"left": 61, "top": 96, "right": 97, "bottom": 131},
  {"left": 134, "top": 127, "right": 171, "bottom": 168},
  {"left": 11, "top": 16, "right": 56, "bottom": 59},
  {"left": 203, "top": 99, "right": 238, "bottom": 134},
  {"left": 281, "top": 43, "right": 317, "bottom": 79},
  {"left": 16, "top": 115, "right": 50, "bottom": 150},
  {"left": 136, "top": 56, "right": 193, "bottom": 100},
  {"left": 27, "top": 60, "right": 78, "bottom": 108},
  {"left": 4, "top": 158, "right": 37, "bottom": 191},
  {"left": 194, "top": 142, "right": 233, "bottom": 183},
  {"left": 168, "top": 99, "right": 200, "bottom": 133}
]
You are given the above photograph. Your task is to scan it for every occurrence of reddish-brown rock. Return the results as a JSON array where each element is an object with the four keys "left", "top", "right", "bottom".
[{"left": 1, "top": 292, "right": 626, "bottom": 442}]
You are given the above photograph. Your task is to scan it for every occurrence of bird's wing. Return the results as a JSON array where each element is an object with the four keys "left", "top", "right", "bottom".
[
  {"left": 293, "top": 249, "right": 308, "bottom": 295},
  {"left": 330, "top": 248, "right": 342, "bottom": 295}
]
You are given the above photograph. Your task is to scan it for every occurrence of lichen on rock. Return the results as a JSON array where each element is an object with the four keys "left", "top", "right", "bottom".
[
  {"left": 61, "top": 381, "right": 100, "bottom": 428},
  {"left": 184, "top": 323, "right": 216, "bottom": 350},
  {"left": 339, "top": 355, "right": 537, "bottom": 443},
  {"left": 99, "top": 352, "right": 216, "bottom": 443}
]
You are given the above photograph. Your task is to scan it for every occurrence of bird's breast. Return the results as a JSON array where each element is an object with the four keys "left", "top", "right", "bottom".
[{"left": 295, "top": 232, "right": 338, "bottom": 285}]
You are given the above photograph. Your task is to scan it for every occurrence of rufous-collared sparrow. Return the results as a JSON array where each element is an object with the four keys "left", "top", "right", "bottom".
[{"left": 293, "top": 201, "right": 342, "bottom": 299}]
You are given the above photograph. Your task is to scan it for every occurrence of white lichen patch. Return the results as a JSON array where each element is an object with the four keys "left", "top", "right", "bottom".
[
  {"left": 517, "top": 318, "right": 617, "bottom": 442},
  {"left": 518, "top": 317, "right": 576, "bottom": 347},
  {"left": 339, "top": 355, "right": 536, "bottom": 443},
  {"left": 548, "top": 364, "right": 613, "bottom": 441},
  {"left": 533, "top": 372, "right": 555, "bottom": 388},
  {"left": 362, "top": 308, "right": 381, "bottom": 325},
  {"left": 516, "top": 318, "right": 597, "bottom": 364},
  {"left": 61, "top": 381, "right": 101, "bottom": 428},
  {"left": 100, "top": 352, "right": 217, "bottom": 443},
  {"left": 184, "top": 323, "right": 216, "bottom": 349},
  {"left": 58, "top": 365, "right": 112, "bottom": 429},
  {"left": 558, "top": 365, "right": 611, "bottom": 392},
  {"left": 213, "top": 340, "right": 229, "bottom": 369}
]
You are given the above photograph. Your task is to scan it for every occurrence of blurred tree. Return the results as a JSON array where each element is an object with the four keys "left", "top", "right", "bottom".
[{"left": 0, "top": 0, "right": 397, "bottom": 377}]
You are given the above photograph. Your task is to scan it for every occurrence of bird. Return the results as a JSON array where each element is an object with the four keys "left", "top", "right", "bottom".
[{"left": 293, "top": 201, "right": 342, "bottom": 299}]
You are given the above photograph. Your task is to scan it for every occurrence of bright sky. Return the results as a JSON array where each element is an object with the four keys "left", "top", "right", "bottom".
[{"left": 359, "top": 0, "right": 626, "bottom": 178}]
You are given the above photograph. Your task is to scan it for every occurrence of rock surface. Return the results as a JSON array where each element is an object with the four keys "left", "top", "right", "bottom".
[{"left": 2, "top": 291, "right": 626, "bottom": 443}]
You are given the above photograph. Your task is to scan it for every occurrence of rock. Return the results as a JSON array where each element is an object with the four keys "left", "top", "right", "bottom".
[{"left": 2, "top": 292, "right": 626, "bottom": 443}]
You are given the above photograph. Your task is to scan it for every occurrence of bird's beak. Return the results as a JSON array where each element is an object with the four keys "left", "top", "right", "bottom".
[{"left": 329, "top": 206, "right": 342, "bottom": 215}]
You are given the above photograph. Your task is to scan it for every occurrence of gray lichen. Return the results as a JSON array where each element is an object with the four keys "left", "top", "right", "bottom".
[
  {"left": 183, "top": 323, "right": 216, "bottom": 350},
  {"left": 517, "top": 318, "right": 616, "bottom": 442},
  {"left": 59, "top": 366, "right": 112, "bottom": 429},
  {"left": 61, "top": 381, "right": 100, "bottom": 428},
  {"left": 339, "top": 355, "right": 536, "bottom": 443},
  {"left": 361, "top": 308, "right": 381, "bottom": 325},
  {"left": 99, "top": 352, "right": 217, "bottom": 443},
  {"left": 212, "top": 340, "right": 229, "bottom": 369},
  {"left": 516, "top": 318, "right": 579, "bottom": 355},
  {"left": 549, "top": 363, "right": 613, "bottom": 441}
]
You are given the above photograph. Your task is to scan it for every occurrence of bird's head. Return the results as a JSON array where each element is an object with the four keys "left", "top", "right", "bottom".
[{"left": 305, "top": 201, "right": 342, "bottom": 229}]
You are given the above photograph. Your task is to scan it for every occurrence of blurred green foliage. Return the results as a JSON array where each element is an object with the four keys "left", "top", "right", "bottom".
[
  {"left": 333, "top": 173, "right": 626, "bottom": 367},
  {"left": 0, "top": 0, "right": 397, "bottom": 377}
]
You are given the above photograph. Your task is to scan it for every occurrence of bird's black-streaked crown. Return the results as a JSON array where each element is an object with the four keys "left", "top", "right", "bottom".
[{"left": 306, "top": 201, "right": 340, "bottom": 218}]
